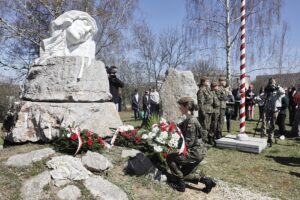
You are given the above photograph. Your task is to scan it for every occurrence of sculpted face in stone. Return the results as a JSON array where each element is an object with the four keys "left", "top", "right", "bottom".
[
  {"left": 38, "top": 10, "right": 98, "bottom": 62},
  {"left": 66, "top": 19, "right": 93, "bottom": 45}
]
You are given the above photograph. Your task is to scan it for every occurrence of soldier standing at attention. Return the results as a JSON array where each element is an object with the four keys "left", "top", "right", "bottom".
[
  {"left": 197, "top": 76, "right": 213, "bottom": 144},
  {"left": 167, "top": 97, "right": 216, "bottom": 193},
  {"left": 217, "top": 76, "right": 228, "bottom": 139},
  {"left": 210, "top": 82, "right": 220, "bottom": 146}
]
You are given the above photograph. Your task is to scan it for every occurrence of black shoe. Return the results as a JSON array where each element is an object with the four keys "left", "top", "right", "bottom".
[
  {"left": 200, "top": 177, "right": 216, "bottom": 193},
  {"left": 168, "top": 180, "right": 186, "bottom": 192},
  {"left": 267, "top": 139, "right": 273, "bottom": 147}
]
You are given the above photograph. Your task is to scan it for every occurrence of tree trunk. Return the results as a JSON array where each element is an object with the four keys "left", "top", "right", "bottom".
[{"left": 226, "top": 0, "right": 231, "bottom": 87}]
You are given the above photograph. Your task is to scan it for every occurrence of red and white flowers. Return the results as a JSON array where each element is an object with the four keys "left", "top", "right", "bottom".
[{"left": 142, "top": 118, "right": 186, "bottom": 157}]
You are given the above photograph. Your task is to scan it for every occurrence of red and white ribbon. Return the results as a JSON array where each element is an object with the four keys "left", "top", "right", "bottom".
[
  {"left": 239, "top": 0, "right": 246, "bottom": 134},
  {"left": 176, "top": 127, "right": 187, "bottom": 156},
  {"left": 74, "top": 128, "right": 83, "bottom": 155}
]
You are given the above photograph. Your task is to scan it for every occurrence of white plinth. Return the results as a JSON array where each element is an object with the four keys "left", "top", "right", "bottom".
[{"left": 216, "top": 135, "right": 268, "bottom": 154}]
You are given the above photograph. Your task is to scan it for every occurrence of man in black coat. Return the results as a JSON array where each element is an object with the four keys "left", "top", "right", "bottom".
[
  {"left": 107, "top": 66, "right": 124, "bottom": 112},
  {"left": 131, "top": 89, "right": 140, "bottom": 120}
]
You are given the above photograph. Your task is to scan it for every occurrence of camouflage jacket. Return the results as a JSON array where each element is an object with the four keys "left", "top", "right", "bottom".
[
  {"left": 178, "top": 116, "right": 207, "bottom": 158},
  {"left": 212, "top": 91, "right": 221, "bottom": 114},
  {"left": 197, "top": 86, "right": 214, "bottom": 114},
  {"left": 218, "top": 86, "right": 228, "bottom": 109}
]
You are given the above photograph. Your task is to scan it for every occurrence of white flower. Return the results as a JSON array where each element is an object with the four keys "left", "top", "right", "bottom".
[
  {"left": 141, "top": 134, "right": 149, "bottom": 140},
  {"left": 71, "top": 128, "right": 77, "bottom": 133},
  {"left": 152, "top": 126, "right": 160, "bottom": 134},
  {"left": 160, "top": 131, "right": 169, "bottom": 139},
  {"left": 160, "top": 118, "right": 167, "bottom": 124},
  {"left": 153, "top": 144, "right": 163, "bottom": 152},
  {"left": 171, "top": 133, "right": 180, "bottom": 141},
  {"left": 67, "top": 133, "right": 71, "bottom": 138},
  {"left": 127, "top": 125, "right": 134, "bottom": 131},
  {"left": 155, "top": 136, "right": 166, "bottom": 144},
  {"left": 168, "top": 139, "right": 178, "bottom": 148},
  {"left": 148, "top": 132, "right": 156, "bottom": 139}
]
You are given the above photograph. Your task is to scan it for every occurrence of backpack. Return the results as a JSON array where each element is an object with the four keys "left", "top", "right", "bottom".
[{"left": 127, "top": 153, "right": 154, "bottom": 176}]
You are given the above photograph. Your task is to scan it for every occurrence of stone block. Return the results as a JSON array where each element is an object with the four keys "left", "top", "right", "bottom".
[
  {"left": 4, "top": 101, "right": 122, "bottom": 143},
  {"left": 216, "top": 135, "right": 267, "bottom": 154},
  {"left": 22, "top": 57, "right": 112, "bottom": 102}
]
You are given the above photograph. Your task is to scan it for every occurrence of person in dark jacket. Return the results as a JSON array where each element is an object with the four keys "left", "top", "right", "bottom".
[
  {"left": 167, "top": 97, "right": 216, "bottom": 193},
  {"left": 288, "top": 87, "right": 297, "bottom": 125},
  {"left": 141, "top": 90, "right": 151, "bottom": 128},
  {"left": 107, "top": 66, "right": 124, "bottom": 111},
  {"left": 131, "top": 89, "right": 140, "bottom": 120},
  {"left": 246, "top": 84, "right": 256, "bottom": 120},
  {"left": 276, "top": 88, "right": 289, "bottom": 139}
]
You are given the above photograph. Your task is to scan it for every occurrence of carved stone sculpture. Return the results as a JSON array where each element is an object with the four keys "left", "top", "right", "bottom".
[{"left": 38, "top": 10, "right": 98, "bottom": 62}]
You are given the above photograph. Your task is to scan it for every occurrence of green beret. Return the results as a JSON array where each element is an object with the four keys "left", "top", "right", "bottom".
[{"left": 177, "top": 96, "right": 194, "bottom": 104}]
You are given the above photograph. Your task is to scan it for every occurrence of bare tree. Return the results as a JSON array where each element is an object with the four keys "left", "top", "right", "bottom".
[
  {"left": 0, "top": 0, "right": 137, "bottom": 79},
  {"left": 185, "top": 0, "right": 283, "bottom": 85},
  {"left": 159, "top": 28, "right": 193, "bottom": 69}
]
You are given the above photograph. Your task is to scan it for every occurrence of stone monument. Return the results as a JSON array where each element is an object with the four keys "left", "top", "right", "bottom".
[
  {"left": 159, "top": 68, "right": 198, "bottom": 122},
  {"left": 3, "top": 10, "right": 122, "bottom": 143}
]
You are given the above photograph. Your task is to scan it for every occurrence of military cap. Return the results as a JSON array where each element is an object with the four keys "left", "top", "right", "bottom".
[
  {"left": 109, "top": 66, "right": 118, "bottom": 73},
  {"left": 219, "top": 76, "right": 226, "bottom": 81},
  {"left": 177, "top": 96, "right": 194, "bottom": 104},
  {"left": 211, "top": 82, "right": 219, "bottom": 87}
]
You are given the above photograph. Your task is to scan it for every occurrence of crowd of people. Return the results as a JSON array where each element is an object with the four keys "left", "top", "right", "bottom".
[{"left": 108, "top": 69, "right": 299, "bottom": 193}]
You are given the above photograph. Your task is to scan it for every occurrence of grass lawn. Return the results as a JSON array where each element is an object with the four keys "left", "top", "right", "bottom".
[{"left": 120, "top": 108, "right": 300, "bottom": 200}]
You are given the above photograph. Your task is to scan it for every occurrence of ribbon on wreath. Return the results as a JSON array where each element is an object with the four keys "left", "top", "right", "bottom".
[
  {"left": 74, "top": 128, "right": 83, "bottom": 155},
  {"left": 176, "top": 127, "right": 187, "bottom": 156}
]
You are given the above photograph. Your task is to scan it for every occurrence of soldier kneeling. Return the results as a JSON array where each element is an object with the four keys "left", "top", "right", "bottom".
[{"left": 167, "top": 97, "right": 216, "bottom": 193}]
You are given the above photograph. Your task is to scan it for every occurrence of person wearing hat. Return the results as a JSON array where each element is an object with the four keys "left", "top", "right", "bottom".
[
  {"left": 108, "top": 66, "right": 124, "bottom": 111},
  {"left": 209, "top": 82, "right": 220, "bottom": 146},
  {"left": 217, "top": 76, "right": 228, "bottom": 139},
  {"left": 167, "top": 97, "right": 216, "bottom": 193},
  {"left": 246, "top": 84, "right": 256, "bottom": 120},
  {"left": 197, "top": 76, "right": 213, "bottom": 143}
]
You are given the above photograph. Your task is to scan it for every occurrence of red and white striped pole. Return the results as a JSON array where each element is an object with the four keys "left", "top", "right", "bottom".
[{"left": 237, "top": 0, "right": 248, "bottom": 140}]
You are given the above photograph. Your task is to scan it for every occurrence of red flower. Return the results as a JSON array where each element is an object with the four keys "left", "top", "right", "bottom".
[
  {"left": 126, "top": 134, "right": 131, "bottom": 139},
  {"left": 161, "top": 126, "right": 167, "bottom": 132},
  {"left": 163, "top": 152, "right": 168, "bottom": 158},
  {"left": 86, "top": 133, "right": 92, "bottom": 138},
  {"left": 87, "top": 139, "right": 93, "bottom": 146},
  {"left": 135, "top": 140, "right": 140, "bottom": 144},
  {"left": 121, "top": 131, "right": 127, "bottom": 137},
  {"left": 98, "top": 137, "right": 104, "bottom": 145},
  {"left": 131, "top": 129, "right": 137, "bottom": 135},
  {"left": 71, "top": 133, "right": 78, "bottom": 140},
  {"left": 136, "top": 135, "right": 141, "bottom": 141},
  {"left": 168, "top": 122, "right": 176, "bottom": 132}
]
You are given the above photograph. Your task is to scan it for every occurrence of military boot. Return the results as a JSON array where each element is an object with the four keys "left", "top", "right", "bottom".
[
  {"left": 199, "top": 177, "right": 216, "bottom": 193},
  {"left": 168, "top": 179, "right": 186, "bottom": 192},
  {"left": 267, "top": 138, "right": 273, "bottom": 147}
]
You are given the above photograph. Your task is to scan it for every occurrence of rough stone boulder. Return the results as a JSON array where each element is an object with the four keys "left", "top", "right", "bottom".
[
  {"left": 4, "top": 101, "right": 122, "bottom": 143},
  {"left": 159, "top": 68, "right": 198, "bottom": 121},
  {"left": 84, "top": 176, "right": 128, "bottom": 200},
  {"left": 47, "top": 155, "right": 92, "bottom": 181},
  {"left": 22, "top": 57, "right": 112, "bottom": 102},
  {"left": 57, "top": 185, "right": 82, "bottom": 200},
  {"left": 21, "top": 171, "right": 51, "bottom": 200},
  {"left": 5, "top": 148, "right": 55, "bottom": 167},
  {"left": 82, "top": 151, "right": 113, "bottom": 172}
]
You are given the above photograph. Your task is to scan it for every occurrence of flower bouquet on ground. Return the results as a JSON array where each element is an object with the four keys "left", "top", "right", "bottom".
[
  {"left": 53, "top": 124, "right": 105, "bottom": 155},
  {"left": 108, "top": 125, "right": 144, "bottom": 148},
  {"left": 141, "top": 118, "right": 186, "bottom": 161}
]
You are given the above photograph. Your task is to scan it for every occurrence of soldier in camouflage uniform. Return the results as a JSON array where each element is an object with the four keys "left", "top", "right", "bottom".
[
  {"left": 217, "top": 76, "right": 228, "bottom": 139},
  {"left": 167, "top": 97, "right": 216, "bottom": 193},
  {"left": 210, "top": 82, "right": 220, "bottom": 146},
  {"left": 197, "top": 76, "right": 213, "bottom": 144}
]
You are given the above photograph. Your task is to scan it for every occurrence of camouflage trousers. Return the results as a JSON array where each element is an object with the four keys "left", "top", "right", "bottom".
[
  {"left": 217, "top": 109, "right": 226, "bottom": 139},
  {"left": 210, "top": 112, "right": 219, "bottom": 142},
  {"left": 198, "top": 112, "right": 212, "bottom": 137},
  {"left": 261, "top": 111, "right": 279, "bottom": 140},
  {"left": 166, "top": 152, "right": 205, "bottom": 183}
]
